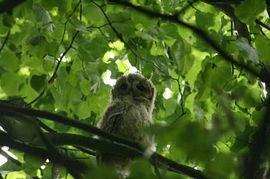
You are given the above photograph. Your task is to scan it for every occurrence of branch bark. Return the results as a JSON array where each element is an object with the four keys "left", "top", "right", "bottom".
[
  {"left": 244, "top": 102, "right": 270, "bottom": 179},
  {"left": 0, "top": 103, "right": 142, "bottom": 150},
  {"left": 200, "top": 0, "right": 251, "bottom": 42},
  {"left": 0, "top": 0, "right": 25, "bottom": 14},
  {"left": 0, "top": 103, "right": 209, "bottom": 179},
  {"left": 0, "top": 133, "right": 86, "bottom": 179}
]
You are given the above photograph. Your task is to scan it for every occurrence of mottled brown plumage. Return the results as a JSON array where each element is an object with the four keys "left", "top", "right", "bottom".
[{"left": 97, "top": 73, "right": 156, "bottom": 177}]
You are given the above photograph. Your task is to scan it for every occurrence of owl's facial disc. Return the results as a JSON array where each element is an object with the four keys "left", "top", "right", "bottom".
[
  {"left": 131, "top": 81, "right": 151, "bottom": 100},
  {"left": 112, "top": 74, "right": 155, "bottom": 103}
]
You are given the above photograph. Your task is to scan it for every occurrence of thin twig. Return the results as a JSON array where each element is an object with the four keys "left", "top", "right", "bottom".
[
  {"left": 39, "top": 118, "right": 97, "bottom": 157},
  {"left": 173, "top": 0, "right": 199, "bottom": 17},
  {"left": 0, "top": 30, "right": 10, "bottom": 53},
  {"left": 37, "top": 128, "right": 83, "bottom": 179},
  {"left": 29, "top": 31, "right": 79, "bottom": 105},
  {"left": 48, "top": 31, "right": 79, "bottom": 83},
  {"left": 0, "top": 132, "right": 86, "bottom": 177},
  {"left": 90, "top": 0, "right": 167, "bottom": 74},
  {"left": 29, "top": 0, "right": 82, "bottom": 105},
  {"left": 59, "top": 0, "right": 81, "bottom": 46},
  {"left": 28, "top": 89, "right": 45, "bottom": 106},
  {"left": 108, "top": 0, "right": 268, "bottom": 84},
  {"left": 255, "top": 19, "right": 270, "bottom": 31},
  {"left": 173, "top": 76, "right": 185, "bottom": 114}
]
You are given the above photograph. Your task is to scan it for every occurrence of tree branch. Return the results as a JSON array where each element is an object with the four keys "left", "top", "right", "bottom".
[
  {"left": 244, "top": 102, "right": 270, "bottom": 179},
  {"left": 29, "top": 1, "right": 82, "bottom": 105},
  {"left": 37, "top": 128, "right": 83, "bottom": 178},
  {"left": 48, "top": 31, "right": 79, "bottom": 84},
  {"left": 200, "top": 0, "right": 251, "bottom": 42},
  {"left": 39, "top": 132, "right": 210, "bottom": 179},
  {"left": 255, "top": 19, "right": 270, "bottom": 32},
  {"left": 90, "top": 0, "right": 168, "bottom": 74},
  {"left": 0, "top": 132, "right": 86, "bottom": 178},
  {"left": 266, "top": 0, "right": 270, "bottom": 17},
  {"left": 0, "top": 0, "right": 25, "bottom": 14},
  {"left": 173, "top": 0, "right": 199, "bottom": 17},
  {"left": 0, "top": 148, "right": 22, "bottom": 167},
  {"left": 28, "top": 31, "right": 79, "bottom": 105},
  {"left": 0, "top": 104, "right": 209, "bottom": 179},
  {"left": 107, "top": 0, "right": 269, "bottom": 84},
  {"left": 0, "top": 30, "right": 10, "bottom": 53},
  {"left": 0, "top": 103, "right": 143, "bottom": 150}
]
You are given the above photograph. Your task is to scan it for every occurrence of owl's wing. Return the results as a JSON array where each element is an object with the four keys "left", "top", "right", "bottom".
[
  {"left": 99, "top": 102, "right": 127, "bottom": 134},
  {"left": 97, "top": 102, "right": 128, "bottom": 166}
]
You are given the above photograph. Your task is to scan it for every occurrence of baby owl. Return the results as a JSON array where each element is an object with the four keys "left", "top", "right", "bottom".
[{"left": 97, "top": 73, "right": 156, "bottom": 175}]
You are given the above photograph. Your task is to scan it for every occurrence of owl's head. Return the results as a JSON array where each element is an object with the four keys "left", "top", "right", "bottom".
[{"left": 112, "top": 73, "right": 155, "bottom": 110}]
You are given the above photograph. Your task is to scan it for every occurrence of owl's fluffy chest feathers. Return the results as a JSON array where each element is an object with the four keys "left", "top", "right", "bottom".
[{"left": 100, "top": 99, "right": 151, "bottom": 143}]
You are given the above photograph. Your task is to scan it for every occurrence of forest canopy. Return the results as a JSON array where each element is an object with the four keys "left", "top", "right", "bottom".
[{"left": 0, "top": 0, "right": 270, "bottom": 178}]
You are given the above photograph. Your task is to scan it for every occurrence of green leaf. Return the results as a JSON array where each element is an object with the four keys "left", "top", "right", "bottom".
[
  {"left": 150, "top": 42, "right": 164, "bottom": 56},
  {"left": 80, "top": 80, "right": 91, "bottom": 96},
  {"left": 195, "top": 11, "right": 215, "bottom": 30},
  {"left": 24, "top": 154, "right": 44, "bottom": 176},
  {"left": 78, "top": 35, "right": 108, "bottom": 62},
  {"left": 231, "top": 80, "right": 261, "bottom": 108},
  {"left": 87, "top": 86, "right": 110, "bottom": 115},
  {"left": 83, "top": 2, "right": 106, "bottom": 26},
  {"left": 33, "top": 4, "right": 55, "bottom": 32},
  {"left": 205, "top": 153, "right": 235, "bottom": 178},
  {"left": 235, "top": 0, "right": 266, "bottom": 24},
  {"left": 255, "top": 35, "right": 270, "bottom": 65},
  {"left": 0, "top": 72, "right": 23, "bottom": 96},
  {"left": 0, "top": 50, "right": 20, "bottom": 72},
  {"left": 76, "top": 101, "right": 91, "bottom": 119},
  {"left": 30, "top": 74, "right": 47, "bottom": 92},
  {"left": 235, "top": 38, "right": 259, "bottom": 63}
]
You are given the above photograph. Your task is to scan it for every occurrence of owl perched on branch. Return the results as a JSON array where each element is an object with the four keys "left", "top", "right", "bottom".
[{"left": 97, "top": 73, "right": 156, "bottom": 176}]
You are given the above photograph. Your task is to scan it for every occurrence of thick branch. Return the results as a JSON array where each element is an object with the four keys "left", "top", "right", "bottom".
[
  {"left": 201, "top": 0, "right": 251, "bottom": 42},
  {"left": 0, "top": 103, "right": 143, "bottom": 150},
  {"left": 0, "top": 148, "right": 22, "bottom": 167},
  {"left": 0, "top": 133, "right": 86, "bottom": 179},
  {"left": 266, "top": 0, "right": 270, "bottom": 17},
  {"left": 0, "top": 0, "right": 25, "bottom": 14},
  {"left": 107, "top": 0, "right": 269, "bottom": 84},
  {"left": 39, "top": 133, "right": 209, "bottom": 179},
  {"left": 0, "top": 104, "right": 209, "bottom": 179},
  {"left": 244, "top": 103, "right": 270, "bottom": 178},
  {"left": 37, "top": 128, "right": 83, "bottom": 178}
]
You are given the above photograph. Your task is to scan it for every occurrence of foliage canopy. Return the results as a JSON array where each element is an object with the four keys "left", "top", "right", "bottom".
[{"left": 0, "top": 0, "right": 270, "bottom": 178}]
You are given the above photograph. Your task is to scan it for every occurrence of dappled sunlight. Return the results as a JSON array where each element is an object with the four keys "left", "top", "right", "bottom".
[
  {"left": 163, "top": 87, "right": 172, "bottom": 99},
  {"left": 0, "top": 154, "right": 7, "bottom": 167},
  {"left": 102, "top": 70, "right": 116, "bottom": 86}
]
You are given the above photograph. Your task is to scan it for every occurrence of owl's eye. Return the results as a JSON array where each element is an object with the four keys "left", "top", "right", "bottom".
[
  {"left": 119, "top": 83, "right": 128, "bottom": 90},
  {"left": 136, "top": 84, "right": 147, "bottom": 91}
]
